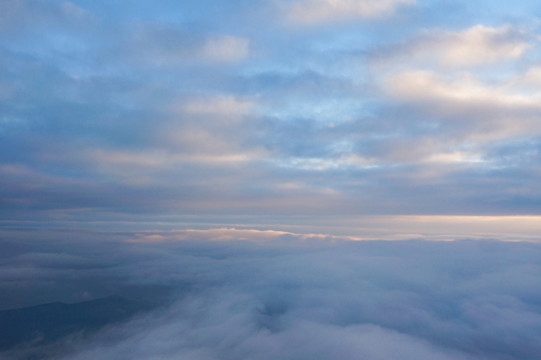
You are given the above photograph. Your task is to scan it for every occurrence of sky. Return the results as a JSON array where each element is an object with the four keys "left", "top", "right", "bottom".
[
  {"left": 1, "top": 1, "right": 541, "bottom": 359},
  {"left": 1, "top": 0, "right": 541, "bottom": 239}
]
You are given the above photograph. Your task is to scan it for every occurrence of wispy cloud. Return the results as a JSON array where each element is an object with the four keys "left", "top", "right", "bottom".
[
  {"left": 180, "top": 95, "right": 255, "bottom": 117},
  {"left": 124, "top": 25, "right": 251, "bottom": 67},
  {"left": 374, "top": 24, "right": 530, "bottom": 67},
  {"left": 282, "top": 0, "right": 416, "bottom": 25},
  {"left": 200, "top": 35, "right": 250, "bottom": 62}
]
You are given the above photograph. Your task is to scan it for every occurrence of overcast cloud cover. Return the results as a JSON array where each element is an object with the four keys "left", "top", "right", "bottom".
[
  {"left": 1, "top": 1, "right": 541, "bottom": 359},
  {"left": 2, "top": 0, "right": 541, "bottom": 230}
]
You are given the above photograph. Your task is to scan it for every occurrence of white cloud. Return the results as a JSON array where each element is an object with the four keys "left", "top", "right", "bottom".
[
  {"left": 515, "top": 66, "right": 541, "bottom": 87},
  {"left": 382, "top": 69, "right": 541, "bottom": 147},
  {"left": 283, "top": 0, "right": 416, "bottom": 25},
  {"left": 425, "top": 151, "right": 485, "bottom": 164},
  {"left": 368, "top": 23, "right": 541, "bottom": 164},
  {"left": 421, "top": 25, "right": 529, "bottom": 66},
  {"left": 385, "top": 70, "right": 540, "bottom": 107},
  {"left": 275, "top": 154, "right": 377, "bottom": 171},
  {"left": 375, "top": 24, "right": 530, "bottom": 68}
]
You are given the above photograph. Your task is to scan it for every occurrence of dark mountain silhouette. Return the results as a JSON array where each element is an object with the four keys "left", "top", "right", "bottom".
[{"left": 0, "top": 295, "right": 151, "bottom": 352}]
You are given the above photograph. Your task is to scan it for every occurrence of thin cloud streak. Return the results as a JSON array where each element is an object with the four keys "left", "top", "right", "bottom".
[{"left": 282, "top": 0, "right": 416, "bottom": 25}]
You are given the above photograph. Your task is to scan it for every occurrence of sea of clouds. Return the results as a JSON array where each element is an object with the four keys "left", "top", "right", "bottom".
[{"left": 1, "top": 228, "right": 540, "bottom": 359}]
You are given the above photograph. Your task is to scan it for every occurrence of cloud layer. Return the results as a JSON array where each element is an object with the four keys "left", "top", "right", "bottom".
[
  {"left": 1, "top": 0, "right": 541, "bottom": 226},
  {"left": 1, "top": 229, "right": 540, "bottom": 359}
]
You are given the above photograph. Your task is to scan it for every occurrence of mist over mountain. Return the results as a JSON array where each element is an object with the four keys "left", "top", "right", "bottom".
[{"left": 0, "top": 296, "right": 151, "bottom": 359}]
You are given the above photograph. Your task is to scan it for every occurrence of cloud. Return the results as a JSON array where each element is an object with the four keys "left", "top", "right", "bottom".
[
  {"left": 372, "top": 24, "right": 537, "bottom": 121},
  {"left": 127, "top": 228, "right": 364, "bottom": 243},
  {"left": 1, "top": 0, "right": 541, "bottom": 220},
  {"left": 1, "top": 230, "right": 540, "bottom": 359},
  {"left": 126, "top": 25, "right": 250, "bottom": 67},
  {"left": 79, "top": 93, "right": 267, "bottom": 186},
  {"left": 200, "top": 35, "right": 250, "bottom": 63},
  {"left": 381, "top": 69, "right": 541, "bottom": 147},
  {"left": 181, "top": 95, "right": 254, "bottom": 117},
  {"left": 282, "top": 0, "right": 416, "bottom": 25},
  {"left": 0, "top": 0, "right": 90, "bottom": 35},
  {"left": 274, "top": 154, "right": 377, "bottom": 170},
  {"left": 377, "top": 24, "right": 530, "bottom": 67},
  {"left": 384, "top": 70, "right": 540, "bottom": 109},
  {"left": 428, "top": 25, "right": 529, "bottom": 66},
  {"left": 363, "top": 23, "right": 541, "bottom": 168}
]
